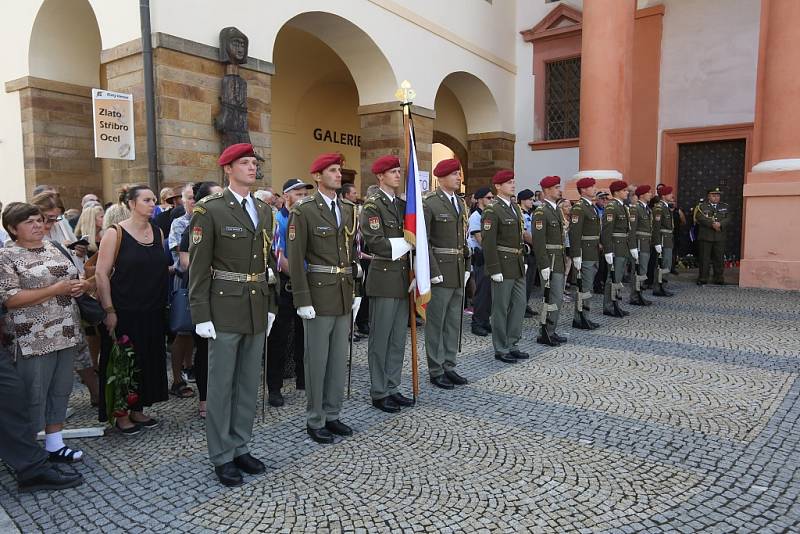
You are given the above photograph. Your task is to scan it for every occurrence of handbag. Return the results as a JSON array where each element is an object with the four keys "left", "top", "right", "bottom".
[
  {"left": 51, "top": 241, "right": 106, "bottom": 325},
  {"left": 169, "top": 274, "right": 193, "bottom": 333}
]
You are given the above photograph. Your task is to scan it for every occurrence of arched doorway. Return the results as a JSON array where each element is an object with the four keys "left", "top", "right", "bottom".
[
  {"left": 271, "top": 12, "right": 396, "bottom": 197},
  {"left": 24, "top": 0, "right": 102, "bottom": 206}
]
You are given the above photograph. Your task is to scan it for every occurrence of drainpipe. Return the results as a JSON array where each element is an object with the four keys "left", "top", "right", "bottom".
[{"left": 140, "top": 0, "right": 159, "bottom": 192}]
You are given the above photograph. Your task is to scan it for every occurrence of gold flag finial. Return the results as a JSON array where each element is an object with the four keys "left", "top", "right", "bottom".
[{"left": 395, "top": 80, "right": 416, "bottom": 105}]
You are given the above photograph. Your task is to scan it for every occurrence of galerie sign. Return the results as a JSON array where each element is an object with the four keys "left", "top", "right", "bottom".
[
  {"left": 313, "top": 128, "right": 361, "bottom": 147},
  {"left": 92, "top": 89, "right": 135, "bottom": 160}
]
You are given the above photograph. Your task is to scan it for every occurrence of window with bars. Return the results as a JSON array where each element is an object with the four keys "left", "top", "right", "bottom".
[{"left": 544, "top": 57, "right": 581, "bottom": 140}]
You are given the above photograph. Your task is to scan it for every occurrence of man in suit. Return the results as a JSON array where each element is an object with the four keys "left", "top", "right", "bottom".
[
  {"left": 423, "top": 158, "right": 470, "bottom": 389},
  {"left": 288, "top": 153, "right": 361, "bottom": 444},
  {"left": 360, "top": 155, "right": 414, "bottom": 413},
  {"left": 189, "top": 143, "right": 278, "bottom": 487}
]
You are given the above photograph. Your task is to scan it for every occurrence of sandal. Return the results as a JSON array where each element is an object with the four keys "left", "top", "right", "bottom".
[
  {"left": 48, "top": 446, "right": 84, "bottom": 463},
  {"left": 169, "top": 381, "right": 195, "bottom": 398}
]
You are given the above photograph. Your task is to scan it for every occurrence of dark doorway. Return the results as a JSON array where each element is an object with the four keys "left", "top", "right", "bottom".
[{"left": 677, "top": 139, "right": 746, "bottom": 259}]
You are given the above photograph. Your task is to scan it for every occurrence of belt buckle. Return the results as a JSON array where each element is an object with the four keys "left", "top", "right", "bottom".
[{"left": 245, "top": 273, "right": 256, "bottom": 282}]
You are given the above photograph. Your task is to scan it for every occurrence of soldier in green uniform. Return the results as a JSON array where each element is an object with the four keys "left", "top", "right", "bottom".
[
  {"left": 568, "top": 177, "right": 601, "bottom": 329},
  {"left": 694, "top": 187, "right": 730, "bottom": 285},
  {"left": 629, "top": 185, "right": 653, "bottom": 306},
  {"left": 423, "top": 158, "right": 470, "bottom": 389},
  {"left": 287, "top": 153, "right": 361, "bottom": 444},
  {"left": 189, "top": 143, "right": 278, "bottom": 487},
  {"left": 601, "top": 180, "right": 636, "bottom": 318},
  {"left": 359, "top": 155, "right": 415, "bottom": 413},
  {"left": 532, "top": 175, "right": 567, "bottom": 346},
  {"left": 482, "top": 170, "right": 528, "bottom": 360},
  {"left": 651, "top": 185, "right": 675, "bottom": 296}
]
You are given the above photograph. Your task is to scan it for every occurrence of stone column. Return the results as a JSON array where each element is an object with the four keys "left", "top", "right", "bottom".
[
  {"left": 358, "top": 103, "right": 434, "bottom": 197},
  {"left": 571, "top": 0, "right": 636, "bottom": 192},
  {"left": 467, "top": 132, "right": 515, "bottom": 194},
  {"left": 740, "top": 0, "right": 800, "bottom": 290}
]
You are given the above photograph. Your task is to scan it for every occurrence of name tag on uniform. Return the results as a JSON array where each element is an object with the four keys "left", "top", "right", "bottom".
[
  {"left": 316, "top": 226, "right": 333, "bottom": 231},
  {"left": 224, "top": 226, "right": 244, "bottom": 233}
]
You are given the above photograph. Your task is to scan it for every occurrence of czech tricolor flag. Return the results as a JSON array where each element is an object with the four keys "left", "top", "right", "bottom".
[{"left": 403, "top": 118, "right": 431, "bottom": 315}]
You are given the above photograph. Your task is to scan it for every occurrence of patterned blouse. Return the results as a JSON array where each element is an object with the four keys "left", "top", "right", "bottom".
[{"left": 0, "top": 241, "right": 83, "bottom": 358}]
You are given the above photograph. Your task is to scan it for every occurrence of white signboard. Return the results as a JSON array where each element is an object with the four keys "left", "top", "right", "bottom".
[
  {"left": 92, "top": 89, "right": 135, "bottom": 160},
  {"left": 418, "top": 171, "right": 430, "bottom": 192}
]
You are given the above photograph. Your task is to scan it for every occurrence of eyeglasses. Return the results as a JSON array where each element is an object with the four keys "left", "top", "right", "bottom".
[{"left": 45, "top": 215, "right": 63, "bottom": 223}]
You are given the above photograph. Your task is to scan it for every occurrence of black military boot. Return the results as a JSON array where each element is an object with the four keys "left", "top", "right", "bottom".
[
  {"left": 572, "top": 311, "right": 594, "bottom": 330},
  {"left": 652, "top": 282, "right": 673, "bottom": 297}
]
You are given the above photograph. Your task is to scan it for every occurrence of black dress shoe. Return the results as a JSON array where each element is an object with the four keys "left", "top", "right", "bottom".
[
  {"left": 325, "top": 419, "right": 353, "bottom": 436},
  {"left": 588, "top": 320, "right": 601, "bottom": 329},
  {"left": 357, "top": 325, "right": 370, "bottom": 336},
  {"left": 494, "top": 352, "right": 518, "bottom": 364},
  {"left": 471, "top": 325, "right": 489, "bottom": 337},
  {"left": 696, "top": 280, "right": 706, "bottom": 286},
  {"left": 268, "top": 391, "right": 284, "bottom": 407},
  {"left": 552, "top": 333, "right": 568, "bottom": 343},
  {"left": 18, "top": 467, "right": 83, "bottom": 492},
  {"left": 391, "top": 393, "right": 415, "bottom": 407},
  {"left": 713, "top": 280, "right": 726, "bottom": 286},
  {"left": 214, "top": 462, "right": 243, "bottom": 487},
  {"left": 603, "top": 310, "right": 618, "bottom": 317},
  {"left": 307, "top": 426, "right": 335, "bottom": 444},
  {"left": 445, "top": 370, "right": 469, "bottom": 385},
  {"left": 536, "top": 335, "right": 560, "bottom": 347},
  {"left": 234, "top": 453, "right": 266, "bottom": 475},
  {"left": 430, "top": 375, "right": 455, "bottom": 389},
  {"left": 510, "top": 350, "right": 530, "bottom": 360},
  {"left": 372, "top": 397, "right": 401, "bottom": 413}
]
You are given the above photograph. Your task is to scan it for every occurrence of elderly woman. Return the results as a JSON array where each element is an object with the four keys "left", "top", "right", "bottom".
[{"left": 0, "top": 203, "right": 88, "bottom": 463}]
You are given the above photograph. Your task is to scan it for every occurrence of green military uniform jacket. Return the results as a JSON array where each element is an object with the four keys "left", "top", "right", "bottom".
[
  {"left": 532, "top": 200, "right": 565, "bottom": 274},
  {"left": 694, "top": 200, "right": 731, "bottom": 242},
  {"left": 481, "top": 197, "right": 525, "bottom": 279},
  {"left": 188, "top": 188, "right": 277, "bottom": 334},
  {"left": 600, "top": 199, "right": 634, "bottom": 258},
  {"left": 568, "top": 197, "right": 600, "bottom": 261},
  {"left": 360, "top": 190, "right": 409, "bottom": 299},
  {"left": 633, "top": 201, "right": 653, "bottom": 250},
  {"left": 423, "top": 188, "right": 470, "bottom": 289},
  {"left": 651, "top": 199, "right": 674, "bottom": 248},
  {"left": 287, "top": 191, "right": 359, "bottom": 316}
]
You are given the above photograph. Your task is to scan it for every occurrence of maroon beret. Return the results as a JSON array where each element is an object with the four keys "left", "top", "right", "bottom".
[
  {"left": 433, "top": 158, "right": 461, "bottom": 178},
  {"left": 218, "top": 143, "right": 257, "bottom": 166},
  {"left": 635, "top": 185, "right": 651, "bottom": 196},
  {"left": 660, "top": 185, "right": 673, "bottom": 195},
  {"left": 575, "top": 177, "right": 596, "bottom": 190},
  {"left": 539, "top": 175, "right": 561, "bottom": 189},
  {"left": 310, "top": 153, "right": 343, "bottom": 174},
  {"left": 609, "top": 180, "right": 628, "bottom": 193},
  {"left": 492, "top": 170, "right": 514, "bottom": 185},
  {"left": 371, "top": 155, "right": 401, "bottom": 175},
  {"left": 656, "top": 183, "right": 665, "bottom": 192}
]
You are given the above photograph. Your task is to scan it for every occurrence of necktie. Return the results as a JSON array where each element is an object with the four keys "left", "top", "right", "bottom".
[
  {"left": 330, "top": 199, "right": 338, "bottom": 226},
  {"left": 241, "top": 197, "right": 253, "bottom": 226},
  {"left": 451, "top": 196, "right": 458, "bottom": 214}
]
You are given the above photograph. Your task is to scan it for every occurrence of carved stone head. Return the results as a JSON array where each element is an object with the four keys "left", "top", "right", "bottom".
[{"left": 219, "top": 27, "right": 248, "bottom": 64}]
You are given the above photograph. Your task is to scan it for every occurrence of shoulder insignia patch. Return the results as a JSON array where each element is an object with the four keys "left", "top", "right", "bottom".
[
  {"left": 288, "top": 224, "right": 296, "bottom": 241},
  {"left": 655, "top": 214, "right": 661, "bottom": 222},
  {"left": 193, "top": 205, "right": 207, "bottom": 215},
  {"left": 192, "top": 226, "right": 203, "bottom": 244},
  {"left": 571, "top": 214, "right": 579, "bottom": 224},
  {"left": 483, "top": 219, "right": 492, "bottom": 231},
  {"left": 369, "top": 216, "right": 380, "bottom": 230},
  {"left": 607, "top": 213, "right": 614, "bottom": 222},
  {"left": 535, "top": 219, "right": 544, "bottom": 231}
]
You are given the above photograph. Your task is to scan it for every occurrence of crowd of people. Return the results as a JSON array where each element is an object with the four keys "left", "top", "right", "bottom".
[{"left": 0, "top": 142, "right": 730, "bottom": 491}]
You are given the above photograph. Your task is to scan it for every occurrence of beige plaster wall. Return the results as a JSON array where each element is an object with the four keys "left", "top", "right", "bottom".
[{"left": 433, "top": 86, "right": 467, "bottom": 149}]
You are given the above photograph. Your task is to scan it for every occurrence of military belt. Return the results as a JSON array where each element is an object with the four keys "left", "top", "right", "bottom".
[
  {"left": 496, "top": 245, "right": 522, "bottom": 254},
  {"left": 612, "top": 232, "right": 629, "bottom": 238},
  {"left": 581, "top": 235, "right": 600, "bottom": 241},
  {"left": 545, "top": 244, "right": 564, "bottom": 250},
  {"left": 432, "top": 247, "right": 462, "bottom": 255},
  {"left": 212, "top": 269, "right": 266, "bottom": 283},
  {"left": 307, "top": 264, "right": 353, "bottom": 274},
  {"left": 636, "top": 231, "right": 651, "bottom": 237},
  {"left": 660, "top": 229, "right": 673, "bottom": 234},
  {"left": 371, "top": 255, "right": 406, "bottom": 262}
]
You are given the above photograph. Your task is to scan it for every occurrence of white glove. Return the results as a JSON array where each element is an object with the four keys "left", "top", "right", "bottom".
[
  {"left": 655, "top": 244, "right": 663, "bottom": 254},
  {"left": 266, "top": 312, "right": 276, "bottom": 336},
  {"left": 297, "top": 306, "right": 316, "bottom": 320},
  {"left": 431, "top": 275, "right": 444, "bottom": 285},
  {"left": 605, "top": 253, "right": 614, "bottom": 265},
  {"left": 524, "top": 264, "right": 528, "bottom": 275},
  {"left": 491, "top": 273, "right": 504, "bottom": 283},
  {"left": 541, "top": 268, "right": 551, "bottom": 281},
  {"left": 574, "top": 257, "right": 582, "bottom": 271},
  {"left": 408, "top": 278, "right": 416, "bottom": 294},
  {"left": 464, "top": 271, "right": 471, "bottom": 286},
  {"left": 351, "top": 296, "right": 362, "bottom": 318},
  {"left": 355, "top": 263, "right": 364, "bottom": 279},
  {"left": 630, "top": 249, "right": 639, "bottom": 261},
  {"left": 268, "top": 268, "right": 276, "bottom": 284},
  {"left": 195, "top": 321, "right": 217, "bottom": 340}
]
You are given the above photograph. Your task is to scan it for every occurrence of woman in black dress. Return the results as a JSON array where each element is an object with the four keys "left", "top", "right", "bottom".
[{"left": 95, "top": 186, "right": 170, "bottom": 434}]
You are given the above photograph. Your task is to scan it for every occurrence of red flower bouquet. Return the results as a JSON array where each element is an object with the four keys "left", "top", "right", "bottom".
[{"left": 105, "top": 334, "right": 139, "bottom": 423}]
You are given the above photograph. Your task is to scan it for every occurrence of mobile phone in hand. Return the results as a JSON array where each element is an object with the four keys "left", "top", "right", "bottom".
[{"left": 67, "top": 238, "right": 90, "bottom": 250}]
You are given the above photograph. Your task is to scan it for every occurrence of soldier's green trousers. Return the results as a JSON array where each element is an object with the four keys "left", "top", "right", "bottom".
[
  {"left": 698, "top": 240, "right": 725, "bottom": 283},
  {"left": 574, "top": 261, "right": 597, "bottom": 314},
  {"left": 206, "top": 331, "right": 265, "bottom": 466},
  {"left": 368, "top": 296, "right": 408, "bottom": 400},
  {"left": 303, "top": 314, "right": 350, "bottom": 429},
  {"left": 543, "top": 272, "right": 564, "bottom": 335},
  {"left": 603, "top": 256, "right": 628, "bottom": 313},
  {"left": 630, "top": 249, "right": 650, "bottom": 296},
  {"left": 425, "top": 285, "right": 463, "bottom": 378},
  {"left": 490, "top": 277, "right": 526, "bottom": 354}
]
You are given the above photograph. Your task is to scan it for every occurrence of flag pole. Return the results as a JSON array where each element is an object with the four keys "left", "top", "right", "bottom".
[{"left": 399, "top": 83, "right": 420, "bottom": 403}]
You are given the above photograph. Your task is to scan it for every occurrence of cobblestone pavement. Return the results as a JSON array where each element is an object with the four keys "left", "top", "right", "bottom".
[{"left": 2, "top": 274, "right": 800, "bottom": 533}]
